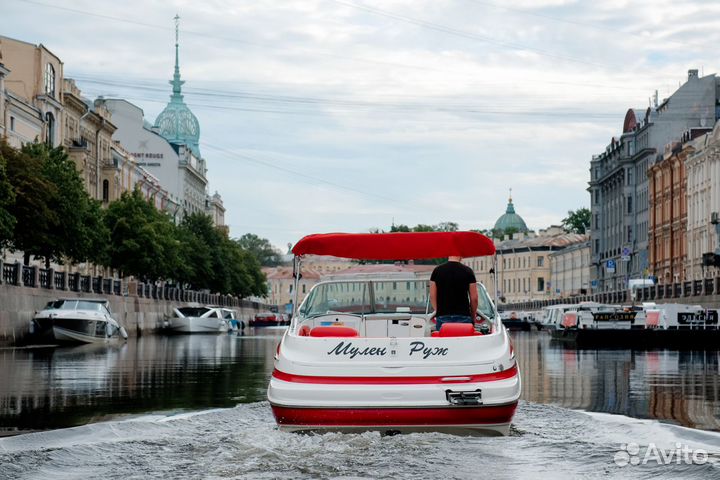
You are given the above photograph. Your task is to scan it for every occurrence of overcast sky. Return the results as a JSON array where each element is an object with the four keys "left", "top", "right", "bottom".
[{"left": 4, "top": 0, "right": 720, "bottom": 250}]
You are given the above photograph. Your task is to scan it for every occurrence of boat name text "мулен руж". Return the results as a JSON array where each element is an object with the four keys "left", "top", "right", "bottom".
[{"left": 327, "top": 341, "right": 449, "bottom": 359}]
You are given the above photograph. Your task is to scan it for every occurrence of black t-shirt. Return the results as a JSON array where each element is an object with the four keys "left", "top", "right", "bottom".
[{"left": 430, "top": 261, "right": 477, "bottom": 317}]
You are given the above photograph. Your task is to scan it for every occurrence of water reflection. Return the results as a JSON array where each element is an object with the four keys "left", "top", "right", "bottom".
[
  {"left": 0, "top": 330, "right": 284, "bottom": 435},
  {"left": 515, "top": 332, "right": 720, "bottom": 431},
  {"left": 0, "top": 330, "right": 718, "bottom": 436}
]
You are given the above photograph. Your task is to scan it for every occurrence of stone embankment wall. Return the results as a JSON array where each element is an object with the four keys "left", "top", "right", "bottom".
[{"left": 0, "top": 283, "right": 272, "bottom": 346}]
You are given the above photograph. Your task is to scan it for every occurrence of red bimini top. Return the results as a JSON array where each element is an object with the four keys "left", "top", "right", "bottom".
[{"left": 291, "top": 231, "right": 495, "bottom": 260}]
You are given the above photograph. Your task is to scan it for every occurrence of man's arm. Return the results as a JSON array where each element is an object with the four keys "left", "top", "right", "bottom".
[
  {"left": 430, "top": 281, "right": 437, "bottom": 312},
  {"left": 469, "top": 283, "right": 478, "bottom": 321}
]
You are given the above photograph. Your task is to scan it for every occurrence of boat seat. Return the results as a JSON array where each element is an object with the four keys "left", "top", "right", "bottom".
[
  {"left": 309, "top": 326, "right": 359, "bottom": 337},
  {"left": 298, "top": 325, "right": 311, "bottom": 336},
  {"left": 437, "top": 323, "right": 479, "bottom": 337}
]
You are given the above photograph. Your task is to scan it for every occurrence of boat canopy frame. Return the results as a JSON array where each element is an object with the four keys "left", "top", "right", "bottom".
[{"left": 290, "top": 231, "right": 497, "bottom": 318}]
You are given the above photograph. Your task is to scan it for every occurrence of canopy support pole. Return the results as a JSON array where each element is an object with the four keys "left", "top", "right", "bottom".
[{"left": 291, "top": 255, "right": 302, "bottom": 326}]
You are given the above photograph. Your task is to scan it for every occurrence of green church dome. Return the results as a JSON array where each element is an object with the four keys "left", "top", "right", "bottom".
[
  {"left": 154, "top": 16, "right": 201, "bottom": 158},
  {"left": 494, "top": 195, "right": 528, "bottom": 233}
]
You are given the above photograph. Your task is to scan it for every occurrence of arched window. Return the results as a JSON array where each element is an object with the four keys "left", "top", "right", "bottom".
[
  {"left": 44, "top": 63, "right": 55, "bottom": 97},
  {"left": 102, "top": 180, "right": 109, "bottom": 203},
  {"left": 45, "top": 112, "right": 54, "bottom": 147}
]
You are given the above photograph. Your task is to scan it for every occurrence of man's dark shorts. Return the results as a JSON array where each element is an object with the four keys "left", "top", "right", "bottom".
[{"left": 435, "top": 315, "right": 473, "bottom": 332}]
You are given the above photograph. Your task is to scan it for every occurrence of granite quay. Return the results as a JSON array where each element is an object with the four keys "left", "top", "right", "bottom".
[{"left": 0, "top": 259, "right": 272, "bottom": 345}]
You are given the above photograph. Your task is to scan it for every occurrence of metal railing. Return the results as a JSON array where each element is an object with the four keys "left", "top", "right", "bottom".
[
  {"left": 0, "top": 261, "right": 272, "bottom": 310},
  {"left": 500, "top": 277, "right": 720, "bottom": 311}
]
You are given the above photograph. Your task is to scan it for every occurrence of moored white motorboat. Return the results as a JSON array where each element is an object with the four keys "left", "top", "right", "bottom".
[
  {"left": 267, "top": 232, "right": 521, "bottom": 436},
  {"left": 553, "top": 302, "right": 720, "bottom": 348},
  {"left": 165, "top": 306, "right": 232, "bottom": 333},
  {"left": 32, "top": 298, "right": 127, "bottom": 344}
]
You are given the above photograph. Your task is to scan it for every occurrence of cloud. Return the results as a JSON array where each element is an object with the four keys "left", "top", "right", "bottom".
[{"left": 3, "top": 0, "right": 718, "bottom": 247}]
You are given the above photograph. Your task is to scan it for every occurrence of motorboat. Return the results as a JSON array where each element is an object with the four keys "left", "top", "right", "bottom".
[
  {"left": 31, "top": 298, "right": 128, "bottom": 344},
  {"left": 540, "top": 302, "right": 608, "bottom": 332},
  {"left": 499, "top": 310, "right": 532, "bottom": 331},
  {"left": 552, "top": 302, "right": 720, "bottom": 348},
  {"left": 251, "top": 312, "right": 289, "bottom": 327},
  {"left": 164, "top": 306, "right": 235, "bottom": 334},
  {"left": 267, "top": 231, "right": 521, "bottom": 436}
]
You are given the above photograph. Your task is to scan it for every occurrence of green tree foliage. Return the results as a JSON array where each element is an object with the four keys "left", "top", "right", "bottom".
[
  {"left": 389, "top": 224, "right": 411, "bottom": 232},
  {"left": 434, "top": 221, "right": 459, "bottom": 232},
  {"left": 1, "top": 142, "right": 107, "bottom": 267},
  {"left": 1, "top": 141, "right": 265, "bottom": 296},
  {"left": 1, "top": 141, "right": 56, "bottom": 264},
  {"left": 0, "top": 144, "right": 16, "bottom": 247},
  {"left": 237, "top": 233, "right": 282, "bottom": 266},
  {"left": 388, "top": 222, "right": 458, "bottom": 233},
  {"left": 179, "top": 214, "right": 266, "bottom": 296},
  {"left": 31, "top": 143, "right": 109, "bottom": 267},
  {"left": 225, "top": 239, "right": 267, "bottom": 297},
  {"left": 104, "top": 188, "right": 178, "bottom": 280},
  {"left": 562, "top": 208, "right": 591, "bottom": 234}
]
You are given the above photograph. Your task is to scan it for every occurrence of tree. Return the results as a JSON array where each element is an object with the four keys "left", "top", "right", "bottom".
[
  {"left": 0, "top": 145, "right": 16, "bottom": 248},
  {"left": 390, "top": 224, "right": 410, "bottom": 232},
  {"left": 33, "top": 143, "right": 109, "bottom": 267},
  {"left": 105, "top": 188, "right": 178, "bottom": 280},
  {"left": 224, "top": 239, "right": 267, "bottom": 297},
  {"left": 2, "top": 142, "right": 57, "bottom": 265},
  {"left": 237, "top": 233, "right": 282, "bottom": 266},
  {"left": 562, "top": 208, "right": 591, "bottom": 234},
  {"left": 433, "top": 221, "right": 459, "bottom": 232}
]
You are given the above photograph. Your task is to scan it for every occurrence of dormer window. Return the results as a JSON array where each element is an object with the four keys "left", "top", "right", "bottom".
[{"left": 44, "top": 63, "right": 55, "bottom": 97}]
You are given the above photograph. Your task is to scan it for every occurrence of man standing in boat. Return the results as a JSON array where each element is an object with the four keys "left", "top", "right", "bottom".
[{"left": 429, "top": 256, "right": 478, "bottom": 331}]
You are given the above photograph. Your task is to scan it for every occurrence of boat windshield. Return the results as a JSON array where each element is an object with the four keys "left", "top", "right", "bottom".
[
  {"left": 300, "top": 281, "right": 371, "bottom": 317},
  {"left": 299, "top": 280, "right": 495, "bottom": 318},
  {"left": 373, "top": 280, "right": 429, "bottom": 314},
  {"left": 476, "top": 284, "right": 495, "bottom": 320},
  {"left": 45, "top": 300, "right": 106, "bottom": 311},
  {"left": 177, "top": 307, "right": 212, "bottom": 317}
]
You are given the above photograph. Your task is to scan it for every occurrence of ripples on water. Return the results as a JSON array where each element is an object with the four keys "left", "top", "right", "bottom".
[
  {"left": 0, "top": 330, "right": 719, "bottom": 478},
  {"left": 1, "top": 402, "right": 718, "bottom": 479}
]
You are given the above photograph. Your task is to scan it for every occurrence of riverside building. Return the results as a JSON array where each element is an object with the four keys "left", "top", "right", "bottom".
[
  {"left": 97, "top": 18, "right": 224, "bottom": 225},
  {"left": 0, "top": 36, "right": 63, "bottom": 148},
  {"left": 589, "top": 69, "right": 720, "bottom": 292}
]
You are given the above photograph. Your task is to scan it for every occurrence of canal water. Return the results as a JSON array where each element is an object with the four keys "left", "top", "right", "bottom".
[{"left": 0, "top": 330, "right": 718, "bottom": 478}]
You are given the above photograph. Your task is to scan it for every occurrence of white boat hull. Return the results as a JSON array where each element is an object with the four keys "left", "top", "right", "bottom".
[
  {"left": 52, "top": 325, "right": 115, "bottom": 344},
  {"left": 268, "top": 326, "right": 521, "bottom": 435},
  {"left": 167, "top": 316, "right": 228, "bottom": 334}
]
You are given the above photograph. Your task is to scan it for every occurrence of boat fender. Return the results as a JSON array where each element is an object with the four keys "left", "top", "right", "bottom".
[
  {"left": 119, "top": 326, "right": 128, "bottom": 340},
  {"left": 561, "top": 312, "right": 577, "bottom": 328},
  {"left": 28, "top": 320, "right": 35, "bottom": 335}
]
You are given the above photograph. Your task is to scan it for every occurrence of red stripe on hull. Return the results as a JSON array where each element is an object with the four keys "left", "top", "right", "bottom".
[
  {"left": 271, "top": 403, "right": 518, "bottom": 427},
  {"left": 272, "top": 364, "right": 518, "bottom": 385}
]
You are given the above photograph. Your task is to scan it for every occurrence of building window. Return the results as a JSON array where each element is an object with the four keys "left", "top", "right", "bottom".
[
  {"left": 9, "top": 116, "right": 14, "bottom": 131},
  {"left": 102, "top": 180, "right": 109, "bottom": 202},
  {"left": 45, "top": 112, "right": 54, "bottom": 147},
  {"left": 44, "top": 63, "right": 55, "bottom": 97},
  {"left": 627, "top": 195, "right": 633, "bottom": 214},
  {"left": 537, "top": 256, "right": 544, "bottom": 267},
  {"left": 537, "top": 277, "right": 545, "bottom": 292}
]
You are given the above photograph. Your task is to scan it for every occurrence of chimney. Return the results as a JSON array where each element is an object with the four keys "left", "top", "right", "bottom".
[{"left": 688, "top": 69, "right": 699, "bottom": 81}]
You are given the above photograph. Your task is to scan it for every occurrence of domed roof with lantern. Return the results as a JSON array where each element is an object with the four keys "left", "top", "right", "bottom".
[
  {"left": 494, "top": 190, "right": 529, "bottom": 233},
  {"left": 154, "top": 15, "right": 201, "bottom": 157}
]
